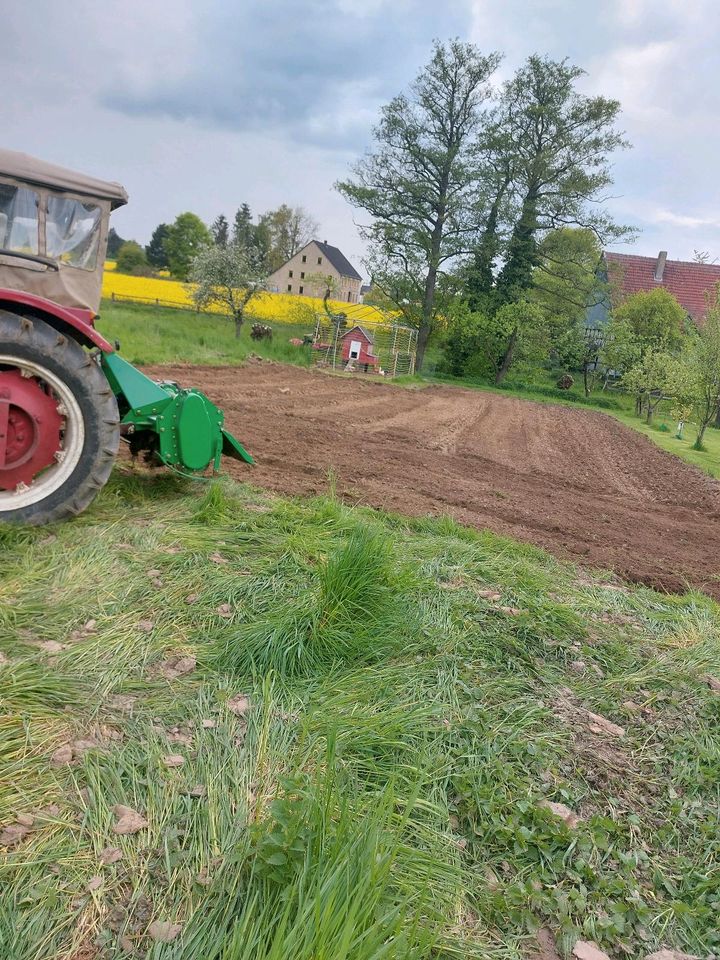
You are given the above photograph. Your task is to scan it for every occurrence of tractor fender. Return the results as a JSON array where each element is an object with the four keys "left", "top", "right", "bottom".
[{"left": 0, "top": 288, "right": 114, "bottom": 352}]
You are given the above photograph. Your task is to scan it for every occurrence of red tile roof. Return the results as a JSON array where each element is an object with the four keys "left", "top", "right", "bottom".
[{"left": 605, "top": 252, "right": 720, "bottom": 323}]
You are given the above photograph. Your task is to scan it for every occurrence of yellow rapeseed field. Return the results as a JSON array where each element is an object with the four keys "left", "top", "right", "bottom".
[{"left": 101, "top": 264, "right": 386, "bottom": 326}]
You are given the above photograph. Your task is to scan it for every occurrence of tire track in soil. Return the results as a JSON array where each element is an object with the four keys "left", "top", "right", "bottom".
[{"left": 142, "top": 361, "right": 720, "bottom": 597}]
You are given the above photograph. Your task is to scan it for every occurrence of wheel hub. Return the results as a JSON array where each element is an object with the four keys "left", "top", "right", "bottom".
[{"left": 0, "top": 369, "right": 64, "bottom": 490}]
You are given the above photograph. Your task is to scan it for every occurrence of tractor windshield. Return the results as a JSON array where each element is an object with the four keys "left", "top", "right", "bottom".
[
  {"left": 0, "top": 183, "right": 39, "bottom": 255},
  {"left": 46, "top": 196, "right": 102, "bottom": 270}
]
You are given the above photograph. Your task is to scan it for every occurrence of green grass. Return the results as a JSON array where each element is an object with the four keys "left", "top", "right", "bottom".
[
  {"left": 97, "top": 300, "right": 315, "bottom": 367},
  {"left": 2, "top": 471, "right": 720, "bottom": 958}
]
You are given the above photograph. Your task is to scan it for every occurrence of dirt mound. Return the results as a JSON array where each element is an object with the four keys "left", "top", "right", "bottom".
[{"left": 142, "top": 362, "right": 720, "bottom": 596}]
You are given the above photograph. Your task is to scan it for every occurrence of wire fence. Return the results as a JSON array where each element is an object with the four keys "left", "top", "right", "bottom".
[
  {"left": 108, "top": 291, "right": 228, "bottom": 314},
  {"left": 312, "top": 317, "right": 418, "bottom": 378}
]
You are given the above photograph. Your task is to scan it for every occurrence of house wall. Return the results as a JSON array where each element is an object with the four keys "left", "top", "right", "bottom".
[{"left": 265, "top": 241, "right": 362, "bottom": 303}]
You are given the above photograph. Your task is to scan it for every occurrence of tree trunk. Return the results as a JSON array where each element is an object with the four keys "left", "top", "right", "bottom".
[
  {"left": 494, "top": 327, "right": 518, "bottom": 385},
  {"left": 416, "top": 205, "right": 447, "bottom": 373},
  {"left": 583, "top": 362, "right": 590, "bottom": 397},
  {"left": 234, "top": 312, "right": 243, "bottom": 339},
  {"left": 694, "top": 420, "right": 709, "bottom": 449}
]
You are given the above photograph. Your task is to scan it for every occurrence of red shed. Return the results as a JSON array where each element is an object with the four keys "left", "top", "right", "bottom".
[{"left": 340, "top": 325, "right": 378, "bottom": 369}]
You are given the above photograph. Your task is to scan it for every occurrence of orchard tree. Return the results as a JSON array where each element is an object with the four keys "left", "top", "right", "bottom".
[
  {"left": 189, "top": 241, "right": 268, "bottom": 338},
  {"left": 145, "top": 223, "right": 170, "bottom": 269},
  {"left": 211, "top": 214, "right": 230, "bottom": 248},
  {"left": 337, "top": 40, "right": 502, "bottom": 371},
  {"left": 675, "top": 307, "right": 720, "bottom": 448},
  {"left": 164, "top": 213, "right": 212, "bottom": 280},
  {"left": 623, "top": 349, "right": 675, "bottom": 425}
]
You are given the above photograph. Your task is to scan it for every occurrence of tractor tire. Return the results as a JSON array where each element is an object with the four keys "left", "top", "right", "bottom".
[{"left": 0, "top": 310, "right": 120, "bottom": 525}]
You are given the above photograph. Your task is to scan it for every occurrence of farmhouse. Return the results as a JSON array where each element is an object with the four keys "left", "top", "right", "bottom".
[
  {"left": 592, "top": 250, "right": 720, "bottom": 325},
  {"left": 265, "top": 240, "right": 363, "bottom": 303}
]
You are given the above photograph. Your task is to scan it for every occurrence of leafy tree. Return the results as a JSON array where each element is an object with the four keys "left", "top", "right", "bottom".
[
  {"left": 211, "top": 214, "right": 230, "bottom": 248},
  {"left": 116, "top": 240, "right": 148, "bottom": 275},
  {"left": 623, "top": 350, "right": 675, "bottom": 425},
  {"left": 164, "top": 213, "right": 212, "bottom": 280},
  {"left": 145, "top": 223, "right": 170, "bottom": 269},
  {"left": 598, "top": 316, "right": 641, "bottom": 387},
  {"left": 612, "top": 288, "right": 686, "bottom": 353},
  {"left": 189, "top": 241, "right": 268, "bottom": 338},
  {"left": 258, "top": 204, "right": 319, "bottom": 272},
  {"left": 467, "top": 55, "right": 630, "bottom": 312},
  {"left": 672, "top": 307, "right": 720, "bottom": 448},
  {"left": 106, "top": 227, "right": 126, "bottom": 260},
  {"left": 531, "top": 229, "right": 606, "bottom": 327},
  {"left": 337, "top": 40, "right": 501, "bottom": 372},
  {"left": 442, "top": 299, "right": 548, "bottom": 382}
]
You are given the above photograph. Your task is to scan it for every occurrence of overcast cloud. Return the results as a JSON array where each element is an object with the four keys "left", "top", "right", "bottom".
[{"left": 3, "top": 0, "right": 719, "bottom": 277}]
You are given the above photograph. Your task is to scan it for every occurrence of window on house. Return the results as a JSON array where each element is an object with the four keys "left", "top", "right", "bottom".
[
  {"left": 287, "top": 284, "right": 292, "bottom": 292},
  {"left": 300, "top": 271, "right": 305, "bottom": 279},
  {"left": 317, "top": 256, "right": 322, "bottom": 265},
  {"left": 299, "top": 285, "right": 304, "bottom": 294},
  {"left": 302, "top": 255, "right": 307, "bottom": 263},
  {"left": 347, "top": 291, "right": 352, "bottom": 302},
  {"left": 289, "top": 269, "right": 293, "bottom": 278}
]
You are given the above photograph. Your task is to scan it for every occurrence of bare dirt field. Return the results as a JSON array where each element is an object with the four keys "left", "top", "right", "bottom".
[{"left": 144, "top": 361, "right": 720, "bottom": 596}]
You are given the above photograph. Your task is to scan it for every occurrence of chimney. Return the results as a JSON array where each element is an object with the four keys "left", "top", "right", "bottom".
[{"left": 654, "top": 250, "right": 668, "bottom": 282}]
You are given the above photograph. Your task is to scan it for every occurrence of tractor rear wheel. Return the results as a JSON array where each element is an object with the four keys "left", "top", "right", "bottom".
[{"left": 0, "top": 311, "right": 120, "bottom": 525}]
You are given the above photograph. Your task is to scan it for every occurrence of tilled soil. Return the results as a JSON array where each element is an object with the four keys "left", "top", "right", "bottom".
[{"left": 143, "top": 361, "right": 720, "bottom": 596}]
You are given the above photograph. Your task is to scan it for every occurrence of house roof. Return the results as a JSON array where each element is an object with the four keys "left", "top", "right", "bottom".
[
  {"left": 605, "top": 251, "right": 720, "bottom": 322},
  {"left": 341, "top": 325, "right": 374, "bottom": 342},
  {"left": 313, "top": 241, "right": 363, "bottom": 281}
]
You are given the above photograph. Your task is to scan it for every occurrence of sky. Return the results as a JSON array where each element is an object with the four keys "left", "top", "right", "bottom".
[{"left": 3, "top": 0, "right": 720, "bottom": 280}]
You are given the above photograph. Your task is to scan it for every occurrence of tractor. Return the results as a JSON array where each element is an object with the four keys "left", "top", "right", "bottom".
[{"left": 0, "top": 149, "right": 253, "bottom": 525}]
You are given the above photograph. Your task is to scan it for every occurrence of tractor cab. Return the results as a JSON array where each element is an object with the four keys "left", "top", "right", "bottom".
[{"left": 0, "top": 148, "right": 128, "bottom": 319}]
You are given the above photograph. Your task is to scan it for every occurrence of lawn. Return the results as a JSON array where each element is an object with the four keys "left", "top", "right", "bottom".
[
  {"left": 1, "top": 471, "right": 720, "bottom": 959},
  {"left": 97, "top": 301, "right": 315, "bottom": 368}
]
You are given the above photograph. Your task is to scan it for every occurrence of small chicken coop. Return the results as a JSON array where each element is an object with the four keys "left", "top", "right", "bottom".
[
  {"left": 340, "top": 325, "right": 379, "bottom": 372},
  {"left": 312, "top": 313, "right": 417, "bottom": 378}
]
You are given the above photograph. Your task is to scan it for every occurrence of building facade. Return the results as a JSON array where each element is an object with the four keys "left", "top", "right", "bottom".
[{"left": 265, "top": 240, "right": 363, "bottom": 303}]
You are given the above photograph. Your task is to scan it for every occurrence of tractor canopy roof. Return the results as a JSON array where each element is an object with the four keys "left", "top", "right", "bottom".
[
  {"left": 0, "top": 149, "right": 128, "bottom": 209},
  {"left": 0, "top": 150, "right": 128, "bottom": 315}
]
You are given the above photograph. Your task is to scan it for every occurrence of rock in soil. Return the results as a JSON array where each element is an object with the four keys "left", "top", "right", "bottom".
[{"left": 572, "top": 942, "right": 612, "bottom": 960}]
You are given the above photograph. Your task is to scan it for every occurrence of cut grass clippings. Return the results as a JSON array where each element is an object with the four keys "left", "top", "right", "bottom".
[{"left": 1, "top": 471, "right": 720, "bottom": 958}]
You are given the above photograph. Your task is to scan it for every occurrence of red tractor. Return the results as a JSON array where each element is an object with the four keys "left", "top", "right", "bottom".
[{"left": 0, "top": 149, "right": 252, "bottom": 525}]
